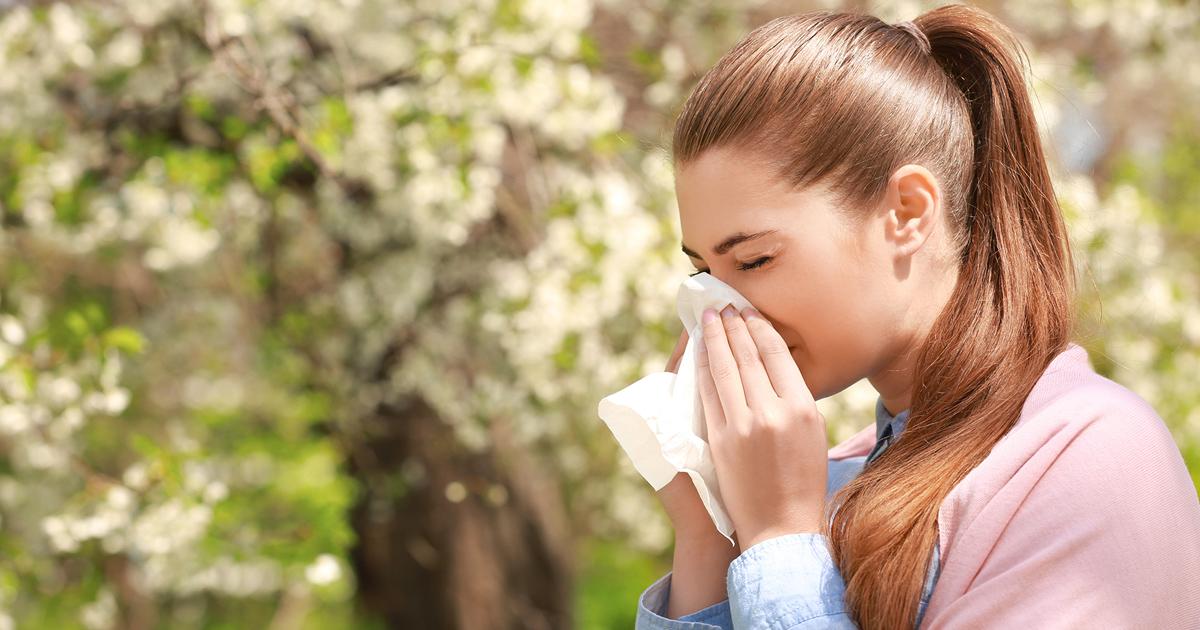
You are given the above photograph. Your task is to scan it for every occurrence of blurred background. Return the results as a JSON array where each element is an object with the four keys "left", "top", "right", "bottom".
[{"left": 0, "top": 0, "right": 1196, "bottom": 627}]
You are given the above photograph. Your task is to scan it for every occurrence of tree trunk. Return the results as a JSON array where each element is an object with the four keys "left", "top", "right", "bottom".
[{"left": 349, "top": 395, "right": 575, "bottom": 629}]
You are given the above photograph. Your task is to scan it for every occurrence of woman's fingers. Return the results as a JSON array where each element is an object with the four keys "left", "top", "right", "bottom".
[
  {"left": 695, "top": 330, "right": 726, "bottom": 431},
  {"left": 719, "top": 305, "right": 778, "bottom": 411},
  {"left": 741, "top": 308, "right": 813, "bottom": 404},
  {"left": 699, "top": 307, "right": 747, "bottom": 424}
]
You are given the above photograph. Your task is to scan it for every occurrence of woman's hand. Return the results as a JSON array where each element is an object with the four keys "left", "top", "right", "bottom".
[{"left": 695, "top": 305, "right": 828, "bottom": 552}]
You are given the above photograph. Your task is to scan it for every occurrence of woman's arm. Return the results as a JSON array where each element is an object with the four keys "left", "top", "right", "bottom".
[
  {"left": 635, "top": 473, "right": 737, "bottom": 630},
  {"left": 660, "top": 473, "right": 740, "bottom": 617},
  {"left": 637, "top": 463, "right": 876, "bottom": 630},
  {"left": 725, "top": 532, "right": 858, "bottom": 629}
]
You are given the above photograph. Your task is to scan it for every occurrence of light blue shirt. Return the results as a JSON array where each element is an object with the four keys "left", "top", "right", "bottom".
[{"left": 636, "top": 398, "right": 942, "bottom": 629}]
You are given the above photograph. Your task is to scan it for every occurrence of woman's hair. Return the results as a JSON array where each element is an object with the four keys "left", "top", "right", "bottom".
[{"left": 671, "top": 4, "right": 1075, "bottom": 629}]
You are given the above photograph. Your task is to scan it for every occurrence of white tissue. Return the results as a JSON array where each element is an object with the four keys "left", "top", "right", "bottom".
[{"left": 597, "top": 272, "right": 753, "bottom": 546}]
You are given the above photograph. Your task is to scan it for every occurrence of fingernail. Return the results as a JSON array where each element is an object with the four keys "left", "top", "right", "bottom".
[
  {"left": 720, "top": 305, "right": 736, "bottom": 319},
  {"left": 702, "top": 308, "right": 717, "bottom": 324}
]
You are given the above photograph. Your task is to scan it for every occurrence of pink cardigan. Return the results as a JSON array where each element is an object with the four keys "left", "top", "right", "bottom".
[{"left": 826, "top": 342, "right": 1200, "bottom": 628}]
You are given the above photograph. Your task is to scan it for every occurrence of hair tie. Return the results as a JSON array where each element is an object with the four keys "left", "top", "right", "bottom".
[{"left": 894, "top": 20, "right": 932, "bottom": 56}]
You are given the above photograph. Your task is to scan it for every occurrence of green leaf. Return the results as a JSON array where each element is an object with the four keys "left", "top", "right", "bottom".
[{"left": 103, "top": 327, "right": 146, "bottom": 354}]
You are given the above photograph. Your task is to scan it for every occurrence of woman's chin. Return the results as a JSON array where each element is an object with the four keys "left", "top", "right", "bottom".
[
  {"left": 789, "top": 350, "right": 820, "bottom": 395},
  {"left": 790, "top": 351, "right": 842, "bottom": 401}
]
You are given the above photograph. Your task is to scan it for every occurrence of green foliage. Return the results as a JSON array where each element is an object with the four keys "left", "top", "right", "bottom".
[{"left": 575, "top": 538, "right": 670, "bottom": 630}]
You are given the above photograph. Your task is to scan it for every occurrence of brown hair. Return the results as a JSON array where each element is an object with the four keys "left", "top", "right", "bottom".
[{"left": 670, "top": 4, "right": 1074, "bottom": 628}]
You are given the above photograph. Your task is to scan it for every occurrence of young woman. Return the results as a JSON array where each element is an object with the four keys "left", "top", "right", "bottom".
[{"left": 634, "top": 5, "right": 1200, "bottom": 629}]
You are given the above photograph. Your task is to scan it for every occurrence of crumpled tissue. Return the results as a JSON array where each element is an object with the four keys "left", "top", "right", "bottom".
[{"left": 597, "top": 272, "right": 752, "bottom": 546}]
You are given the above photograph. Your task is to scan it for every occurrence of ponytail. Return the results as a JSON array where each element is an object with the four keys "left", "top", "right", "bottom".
[{"left": 827, "top": 5, "right": 1075, "bottom": 629}]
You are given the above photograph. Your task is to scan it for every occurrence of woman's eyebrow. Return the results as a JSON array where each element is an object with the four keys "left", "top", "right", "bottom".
[{"left": 681, "top": 229, "right": 779, "bottom": 258}]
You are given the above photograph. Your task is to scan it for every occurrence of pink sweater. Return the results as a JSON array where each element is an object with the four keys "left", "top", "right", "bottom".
[{"left": 826, "top": 342, "right": 1200, "bottom": 628}]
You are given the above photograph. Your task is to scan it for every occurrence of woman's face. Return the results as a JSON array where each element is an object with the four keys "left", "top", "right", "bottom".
[{"left": 675, "top": 146, "right": 945, "bottom": 402}]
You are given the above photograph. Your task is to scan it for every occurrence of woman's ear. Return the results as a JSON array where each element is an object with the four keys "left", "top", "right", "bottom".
[{"left": 885, "top": 164, "right": 941, "bottom": 258}]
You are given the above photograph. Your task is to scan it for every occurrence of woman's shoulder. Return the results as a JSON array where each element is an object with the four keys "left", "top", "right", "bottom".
[
  {"left": 943, "top": 341, "right": 1197, "bottom": 538},
  {"left": 1015, "top": 367, "right": 1190, "bottom": 500},
  {"left": 927, "top": 345, "right": 1200, "bottom": 629},
  {"left": 1013, "top": 341, "right": 1173, "bottom": 451}
]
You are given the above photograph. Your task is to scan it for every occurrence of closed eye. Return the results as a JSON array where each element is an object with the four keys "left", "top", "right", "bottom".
[{"left": 690, "top": 256, "right": 773, "bottom": 276}]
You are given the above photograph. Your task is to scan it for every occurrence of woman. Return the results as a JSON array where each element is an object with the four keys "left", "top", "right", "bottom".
[{"left": 634, "top": 5, "right": 1200, "bottom": 629}]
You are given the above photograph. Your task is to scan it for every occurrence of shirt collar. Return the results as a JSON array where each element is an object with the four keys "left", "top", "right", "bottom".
[{"left": 874, "top": 397, "right": 911, "bottom": 441}]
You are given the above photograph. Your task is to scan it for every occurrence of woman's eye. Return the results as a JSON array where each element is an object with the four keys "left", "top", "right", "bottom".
[
  {"left": 688, "top": 256, "right": 772, "bottom": 277},
  {"left": 737, "top": 256, "right": 772, "bottom": 271}
]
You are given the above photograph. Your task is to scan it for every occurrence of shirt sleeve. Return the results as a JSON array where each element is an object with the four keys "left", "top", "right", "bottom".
[
  {"left": 636, "top": 571, "right": 733, "bottom": 630},
  {"left": 726, "top": 532, "right": 858, "bottom": 629},
  {"left": 635, "top": 534, "right": 862, "bottom": 630}
]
